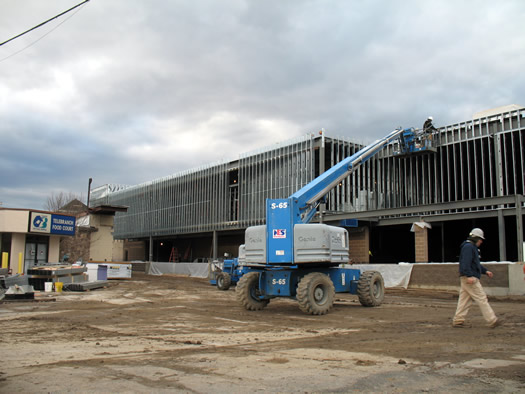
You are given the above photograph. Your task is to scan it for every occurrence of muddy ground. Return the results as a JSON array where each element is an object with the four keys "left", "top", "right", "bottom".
[{"left": 1, "top": 272, "right": 524, "bottom": 393}]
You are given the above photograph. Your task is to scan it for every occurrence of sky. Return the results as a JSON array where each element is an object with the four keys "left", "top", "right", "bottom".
[{"left": 1, "top": 0, "right": 524, "bottom": 210}]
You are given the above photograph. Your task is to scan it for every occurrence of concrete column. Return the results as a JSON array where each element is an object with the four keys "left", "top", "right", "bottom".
[
  {"left": 48, "top": 236, "right": 60, "bottom": 263},
  {"left": 11, "top": 233, "right": 25, "bottom": 273},
  {"left": 414, "top": 224, "right": 429, "bottom": 263},
  {"left": 497, "top": 209, "right": 507, "bottom": 261},
  {"left": 517, "top": 194, "right": 524, "bottom": 262},
  {"left": 212, "top": 231, "right": 218, "bottom": 260},
  {"left": 495, "top": 134, "right": 504, "bottom": 197},
  {"left": 149, "top": 235, "right": 153, "bottom": 262},
  {"left": 440, "top": 224, "right": 445, "bottom": 262}
]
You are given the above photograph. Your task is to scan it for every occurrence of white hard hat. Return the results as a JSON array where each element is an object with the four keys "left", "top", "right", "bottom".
[
  {"left": 469, "top": 228, "right": 485, "bottom": 239},
  {"left": 428, "top": 116, "right": 433, "bottom": 120}
]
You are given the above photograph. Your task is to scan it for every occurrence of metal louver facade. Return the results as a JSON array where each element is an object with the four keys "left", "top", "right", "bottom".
[{"left": 90, "top": 108, "right": 524, "bottom": 251}]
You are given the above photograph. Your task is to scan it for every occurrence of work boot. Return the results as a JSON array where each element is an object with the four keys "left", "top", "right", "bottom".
[
  {"left": 489, "top": 318, "right": 503, "bottom": 329},
  {"left": 452, "top": 322, "right": 471, "bottom": 328}
]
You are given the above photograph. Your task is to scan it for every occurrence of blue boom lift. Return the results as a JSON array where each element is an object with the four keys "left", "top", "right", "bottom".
[
  {"left": 210, "top": 252, "right": 254, "bottom": 291},
  {"left": 234, "top": 127, "right": 426, "bottom": 314}
]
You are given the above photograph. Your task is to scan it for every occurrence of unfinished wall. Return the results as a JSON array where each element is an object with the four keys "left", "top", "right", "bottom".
[
  {"left": 112, "top": 239, "right": 125, "bottom": 261},
  {"left": 60, "top": 218, "right": 126, "bottom": 263},
  {"left": 124, "top": 240, "right": 147, "bottom": 261},
  {"left": 409, "top": 263, "right": 510, "bottom": 294},
  {"left": 60, "top": 227, "right": 92, "bottom": 263},
  {"left": 408, "top": 263, "right": 525, "bottom": 296},
  {"left": 89, "top": 215, "right": 115, "bottom": 261},
  {"left": 349, "top": 227, "right": 370, "bottom": 263},
  {"left": 96, "top": 110, "right": 524, "bottom": 230},
  {"left": 414, "top": 226, "right": 429, "bottom": 262},
  {"left": 90, "top": 108, "right": 524, "bottom": 263}
]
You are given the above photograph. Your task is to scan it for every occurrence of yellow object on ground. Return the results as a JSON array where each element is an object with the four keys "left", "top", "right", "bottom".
[
  {"left": 18, "top": 252, "right": 23, "bottom": 274},
  {"left": 55, "top": 282, "right": 63, "bottom": 292}
]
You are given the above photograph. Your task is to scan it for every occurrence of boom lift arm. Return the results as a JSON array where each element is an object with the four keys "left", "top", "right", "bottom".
[
  {"left": 263, "top": 127, "right": 412, "bottom": 265},
  {"left": 288, "top": 127, "right": 409, "bottom": 224}
]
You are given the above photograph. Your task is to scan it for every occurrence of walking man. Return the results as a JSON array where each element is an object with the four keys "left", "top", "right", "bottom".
[{"left": 452, "top": 228, "right": 501, "bottom": 328}]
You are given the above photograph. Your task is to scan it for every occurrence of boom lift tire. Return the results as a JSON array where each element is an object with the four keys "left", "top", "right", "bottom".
[
  {"left": 236, "top": 272, "right": 270, "bottom": 310},
  {"left": 216, "top": 272, "right": 232, "bottom": 291},
  {"left": 296, "top": 272, "right": 335, "bottom": 315},
  {"left": 357, "top": 270, "right": 385, "bottom": 307}
]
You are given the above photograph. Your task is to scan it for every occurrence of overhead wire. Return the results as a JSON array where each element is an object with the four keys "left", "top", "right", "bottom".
[{"left": 0, "top": 0, "right": 90, "bottom": 63}]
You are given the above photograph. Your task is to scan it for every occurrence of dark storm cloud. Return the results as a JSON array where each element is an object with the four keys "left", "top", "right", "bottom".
[{"left": 1, "top": 0, "right": 524, "bottom": 208}]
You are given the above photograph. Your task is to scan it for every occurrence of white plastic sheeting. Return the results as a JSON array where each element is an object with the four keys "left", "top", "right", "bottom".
[
  {"left": 148, "top": 262, "right": 209, "bottom": 278},
  {"left": 147, "top": 262, "right": 414, "bottom": 287},
  {"left": 410, "top": 221, "right": 432, "bottom": 232},
  {"left": 348, "top": 264, "right": 413, "bottom": 289}
]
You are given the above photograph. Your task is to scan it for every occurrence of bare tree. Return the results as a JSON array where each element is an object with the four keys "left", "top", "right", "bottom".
[{"left": 44, "top": 191, "right": 84, "bottom": 212}]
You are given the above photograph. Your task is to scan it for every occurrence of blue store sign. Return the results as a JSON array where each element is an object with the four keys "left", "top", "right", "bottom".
[
  {"left": 50, "top": 214, "right": 76, "bottom": 236},
  {"left": 29, "top": 212, "right": 76, "bottom": 236}
]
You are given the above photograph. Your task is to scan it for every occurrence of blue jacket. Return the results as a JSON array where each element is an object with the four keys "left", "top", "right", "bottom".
[{"left": 458, "top": 240, "right": 487, "bottom": 279}]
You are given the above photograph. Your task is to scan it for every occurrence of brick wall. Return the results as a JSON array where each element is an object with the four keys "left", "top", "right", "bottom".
[
  {"left": 125, "top": 240, "right": 147, "bottom": 261},
  {"left": 409, "top": 263, "right": 509, "bottom": 288},
  {"left": 414, "top": 225, "right": 429, "bottom": 262},
  {"left": 59, "top": 227, "right": 93, "bottom": 263},
  {"left": 349, "top": 227, "right": 370, "bottom": 264}
]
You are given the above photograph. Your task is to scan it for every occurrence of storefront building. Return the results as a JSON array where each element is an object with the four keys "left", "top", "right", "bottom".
[{"left": 0, "top": 208, "right": 76, "bottom": 273}]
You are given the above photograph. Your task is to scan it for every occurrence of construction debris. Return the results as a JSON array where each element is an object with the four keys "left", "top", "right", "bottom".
[
  {"left": 0, "top": 273, "right": 29, "bottom": 289},
  {"left": 63, "top": 280, "right": 111, "bottom": 292},
  {"left": 27, "top": 265, "right": 87, "bottom": 290},
  {"left": 5, "top": 284, "right": 35, "bottom": 300}
]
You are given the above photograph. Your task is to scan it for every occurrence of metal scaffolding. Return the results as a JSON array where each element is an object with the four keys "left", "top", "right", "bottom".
[
  {"left": 319, "top": 109, "right": 525, "bottom": 221},
  {"left": 238, "top": 134, "right": 318, "bottom": 227},
  {"left": 90, "top": 107, "right": 524, "bottom": 256}
]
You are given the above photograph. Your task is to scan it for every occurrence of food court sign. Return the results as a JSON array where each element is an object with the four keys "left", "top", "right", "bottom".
[{"left": 29, "top": 212, "right": 76, "bottom": 236}]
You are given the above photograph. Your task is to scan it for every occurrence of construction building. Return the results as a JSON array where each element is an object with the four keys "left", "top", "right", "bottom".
[{"left": 89, "top": 105, "right": 525, "bottom": 264}]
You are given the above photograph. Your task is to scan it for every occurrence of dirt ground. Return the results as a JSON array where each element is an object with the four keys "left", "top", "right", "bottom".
[{"left": 1, "top": 272, "right": 524, "bottom": 393}]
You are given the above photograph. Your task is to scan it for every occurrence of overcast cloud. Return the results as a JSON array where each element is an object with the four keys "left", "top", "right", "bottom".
[{"left": 1, "top": 0, "right": 524, "bottom": 209}]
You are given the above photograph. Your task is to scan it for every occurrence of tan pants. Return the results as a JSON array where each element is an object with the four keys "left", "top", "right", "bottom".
[{"left": 453, "top": 276, "right": 497, "bottom": 325}]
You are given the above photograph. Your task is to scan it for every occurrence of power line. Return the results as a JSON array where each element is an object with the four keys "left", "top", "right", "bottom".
[
  {"left": 0, "top": 0, "right": 90, "bottom": 47},
  {"left": 0, "top": 6, "right": 85, "bottom": 63}
]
